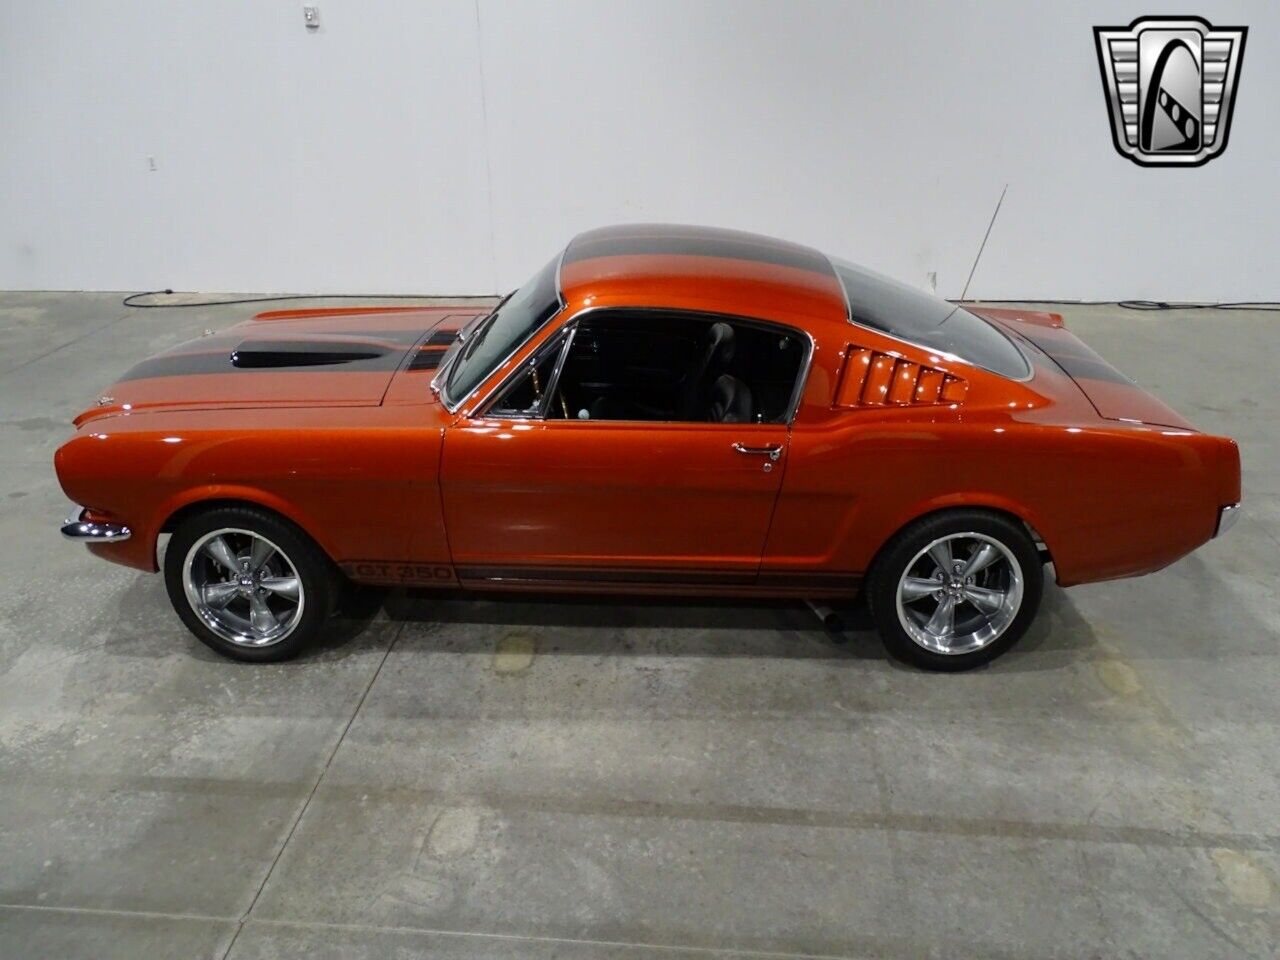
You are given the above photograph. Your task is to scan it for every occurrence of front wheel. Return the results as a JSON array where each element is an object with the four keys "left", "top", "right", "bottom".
[
  {"left": 867, "top": 511, "right": 1043, "bottom": 671},
  {"left": 164, "top": 506, "right": 336, "bottom": 662}
]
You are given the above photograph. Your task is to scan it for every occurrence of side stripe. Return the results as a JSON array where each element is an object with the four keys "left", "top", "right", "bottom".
[{"left": 340, "top": 560, "right": 863, "bottom": 594}]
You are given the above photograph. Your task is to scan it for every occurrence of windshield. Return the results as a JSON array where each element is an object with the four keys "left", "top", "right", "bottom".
[
  {"left": 830, "top": 258, "right": 1030, "bottom": 379},
  {"left": 442, "top": 254, "right": 563, "bottom": 407}
]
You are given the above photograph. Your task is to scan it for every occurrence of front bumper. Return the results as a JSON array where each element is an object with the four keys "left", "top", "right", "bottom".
[
  {"left": 60, "top": 506, "right": 131, "bottom": 543},
  {"left": 1214, "top": 503, "right": 1241, "bottom": 538}
]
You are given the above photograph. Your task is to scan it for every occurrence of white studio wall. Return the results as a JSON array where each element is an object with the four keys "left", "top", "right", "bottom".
[{"left": 1, "top": 0, "right": 1277, "bottom": 300}]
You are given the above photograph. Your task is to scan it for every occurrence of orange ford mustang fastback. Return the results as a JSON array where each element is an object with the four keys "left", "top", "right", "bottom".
[{"left": 55, "top": 224, "right": 1241, "bottom": 670}]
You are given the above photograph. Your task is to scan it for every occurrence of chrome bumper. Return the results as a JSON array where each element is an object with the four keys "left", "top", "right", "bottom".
[
  {"left": 61, "top": 507, "right": 131, "bottom": 543},
  {"left": 1214, "top": 503, "right": 1241, "bottom": 538}
]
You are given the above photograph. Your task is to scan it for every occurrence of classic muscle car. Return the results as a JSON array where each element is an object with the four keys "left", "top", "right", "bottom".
[{"left": 55, "top": 224, "right": 1240, "bottom": 669}]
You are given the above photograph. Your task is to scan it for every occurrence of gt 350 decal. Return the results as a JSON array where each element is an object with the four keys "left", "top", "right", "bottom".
[{"left": 340, "top": 561, "right": 457, "bottom": 585}]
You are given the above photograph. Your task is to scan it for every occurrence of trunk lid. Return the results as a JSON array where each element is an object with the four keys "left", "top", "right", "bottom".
[
  {"left": 972, "top": 307, "right": 1195, "bottom": 430},
  {"left": 75, "top": 306, "right": 480, "bottom": 425}
]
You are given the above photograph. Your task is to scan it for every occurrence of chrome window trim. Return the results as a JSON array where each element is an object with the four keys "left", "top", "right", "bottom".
[
  {"left": 462, "top": 305, "right": 815, "bottom": 427},
  {"left": 457, "top": 303, "right": 568, "bottom": 418},
  {"left": 438, "top": 246, "right": 570, "bottom": 414},
  {"left": 479, "top": 326, "right": 575, "bottom": 420},
  {"left": 429, "top": 310, "right": 491, "bottom": 399},
  {"left": 429, "top": 346, "right": 458, "bottom": 400},
  {"left": 823, "top": 252, "right": 1034, "bottom": 383},
  {"left": 537, "top": 324, "right": 578, "bottom": 418},
  {"left": 553, "top": 240, "right": 568, "bottom": 307}
]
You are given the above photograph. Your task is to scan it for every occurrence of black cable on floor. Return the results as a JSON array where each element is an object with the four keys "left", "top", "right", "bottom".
[
  {"left": 1116, "top": 300, "right": 1280, "bottom": 312},
  {"left": 964, "top": 298, "right": 1280, "bottom": 312}
]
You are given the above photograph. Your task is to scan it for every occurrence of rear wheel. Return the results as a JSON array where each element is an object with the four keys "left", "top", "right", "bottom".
[
  {"left": 867, "top": 511, "right": 1042, "bottom": 671},
  {"left": 164, "top": 506, "right": 335, "bottom": 662}
]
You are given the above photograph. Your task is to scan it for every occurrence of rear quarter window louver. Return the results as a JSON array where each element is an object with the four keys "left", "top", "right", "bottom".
[{"left": 834, "top": 345, "right": 968, "bottom": 407}]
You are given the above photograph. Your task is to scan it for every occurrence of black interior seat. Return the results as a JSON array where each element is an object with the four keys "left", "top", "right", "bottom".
[
  {"left": 705, "top": 373, "right": 754, "bottom": 422},
  {"left": 683, "top": 322, "right": 736, "bottom": 419}
]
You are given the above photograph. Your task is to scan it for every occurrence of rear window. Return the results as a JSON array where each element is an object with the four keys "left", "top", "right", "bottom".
[{"left": 830, "top": 258, "right": 1030, "bottom": 379}]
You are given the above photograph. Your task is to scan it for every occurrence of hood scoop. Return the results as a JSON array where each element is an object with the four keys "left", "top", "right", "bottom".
[{"left": 229, "top": 339, "right": 390, "bottom": 369}]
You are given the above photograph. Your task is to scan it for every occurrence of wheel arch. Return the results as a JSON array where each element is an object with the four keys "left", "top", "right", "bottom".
[
  {"left": 865, "top": 498, "right": 1055, "bottom": 584},
  {"left": 154, "top": 488, "right": 338, "bottom": 568}
]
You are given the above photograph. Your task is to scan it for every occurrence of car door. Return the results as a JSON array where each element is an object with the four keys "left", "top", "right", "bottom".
[{"left": 438, "top": 311, "right": 805, "bottom": 589}]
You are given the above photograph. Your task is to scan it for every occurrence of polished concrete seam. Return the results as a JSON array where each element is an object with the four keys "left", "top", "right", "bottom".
[
  {"left": 217, "top": 623, "right": 406, "bottom": 960},
  {"left": 245, "top": 916, "right": 900, "bottom": 960},
  {"left": 0, "top": 903, "right": 230, "bottom": 924},
  {"left": 0, "top": 904, "right": 881, "bottom": 960},
  {"left": 1164, "top": 880, "right": 1257, "bottom": 958},
  {"left": 0, "top": 310, "right": 132, "bottom": 376}
]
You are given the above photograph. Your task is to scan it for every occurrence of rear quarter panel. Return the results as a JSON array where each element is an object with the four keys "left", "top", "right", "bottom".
[
  {"left": 766, "top": 410, "right": 1237, "bottom": 586},
  {"left": 765, "top": 319, "right": 1238, "bottom": 587}
]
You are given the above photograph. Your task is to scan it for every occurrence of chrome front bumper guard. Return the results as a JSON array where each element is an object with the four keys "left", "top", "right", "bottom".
[
  {"left": 1214, "top": 503, "right": 1241, "bottom": 538},
  {"left": 61, "top": 507, "right": 131, "bottom": 543}
]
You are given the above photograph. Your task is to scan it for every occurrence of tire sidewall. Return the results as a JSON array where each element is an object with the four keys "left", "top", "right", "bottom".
[
  {"left": 868, "top": 511, "right": 1043, "bottom": 671},
  {"left": 163, "top": 507, "right": 332, "bottom": 662}
]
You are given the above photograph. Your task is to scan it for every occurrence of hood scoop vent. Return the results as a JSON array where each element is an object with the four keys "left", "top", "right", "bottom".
[{"left": 230, "top": 339, "right": 389, "bottom": 369}]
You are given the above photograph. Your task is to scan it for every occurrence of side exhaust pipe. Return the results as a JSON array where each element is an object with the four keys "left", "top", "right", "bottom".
[{"left": 805, "top": 599, "right": 843, "bottom": 632}]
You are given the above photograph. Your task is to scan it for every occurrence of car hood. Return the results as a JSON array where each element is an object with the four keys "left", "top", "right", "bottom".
[
  {"left": 74, "top": 306, "right": 483, "bottom": 425},
  {"left": 972, "top": 307, "right": 1195, "bottom": 430}
]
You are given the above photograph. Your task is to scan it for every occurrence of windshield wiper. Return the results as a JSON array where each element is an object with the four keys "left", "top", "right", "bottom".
[
  {"left": 437, "top": 289, "right": 516, "bottom": 401},
  {"left": 458, "top": 289, "right": 515, "bottom": 345}
]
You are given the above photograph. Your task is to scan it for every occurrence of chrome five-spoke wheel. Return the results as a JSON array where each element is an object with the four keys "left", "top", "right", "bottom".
[
  {"left": 182, "top": 528, "right": 305, "bottom": 647},
  {"left": 893, "top": 532, "right": 1024, "bottom": 656}
]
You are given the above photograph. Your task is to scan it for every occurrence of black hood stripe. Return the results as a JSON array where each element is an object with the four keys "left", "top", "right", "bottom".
[
  {"left": 407, "top": 348, "right": 446, "bottom": 371},
  {"left": 118, "top": 347, "right": 407, "bottom": 381},
  {"left": 114, "top": 321, "right": 467, "bottom": 382},
  {"left": 154, "top": 328, "right": 433, "bottom": 359},
  {"left": 1044, "top": 352, "right": 1134, "bottom": 386}
]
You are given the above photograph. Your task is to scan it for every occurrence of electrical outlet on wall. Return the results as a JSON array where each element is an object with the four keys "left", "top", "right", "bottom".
[{"left": 303, "top": 5, "right": 320, "bottom": 30}]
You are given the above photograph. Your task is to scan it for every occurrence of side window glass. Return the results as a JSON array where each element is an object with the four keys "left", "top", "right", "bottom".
[{"left": 553, "top": 312, "right": 805, "bottom": 424}]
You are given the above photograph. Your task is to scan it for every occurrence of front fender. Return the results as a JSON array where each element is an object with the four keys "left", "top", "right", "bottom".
[{"left": 55, "top": 404, "right": 448, "bottom": 574}]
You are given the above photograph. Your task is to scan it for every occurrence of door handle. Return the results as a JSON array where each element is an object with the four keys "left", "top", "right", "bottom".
[{"left": 732, "top": 442, "right": 782, "bottom": 461}]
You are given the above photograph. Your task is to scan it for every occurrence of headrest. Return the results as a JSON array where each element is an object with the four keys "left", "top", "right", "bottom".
[{"left": 706, "top": 322, "right": 736, "bottom": 365}]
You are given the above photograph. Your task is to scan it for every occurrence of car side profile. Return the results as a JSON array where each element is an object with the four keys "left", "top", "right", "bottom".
[{"left": 55, "top": 224, "right": 1241, "bottom": 669}]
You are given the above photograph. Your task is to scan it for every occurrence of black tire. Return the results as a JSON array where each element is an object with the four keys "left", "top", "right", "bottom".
[
  {"left": 866, "top": 510, "right": 1043, "bottom": 671},
  {"left": 163, "top": 505, "right": 337, "bottom": 662}
]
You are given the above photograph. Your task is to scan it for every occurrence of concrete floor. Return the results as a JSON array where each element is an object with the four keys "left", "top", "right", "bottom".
[{"left": 1, "top": 292, "right": 1277, "bottom": 960}]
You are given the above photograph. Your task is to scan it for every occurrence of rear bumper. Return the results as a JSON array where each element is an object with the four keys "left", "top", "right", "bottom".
[
  {"left": 1215, "top": 503, "right": 1241, "bottom": 538},
  {"left": 60, "top": 506, "right": 132, "bottom": 543}
]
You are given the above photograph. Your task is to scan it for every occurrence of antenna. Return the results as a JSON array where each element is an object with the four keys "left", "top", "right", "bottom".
[{"left": 959, "top": 183, "right": 1008, "bottom": 302}]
